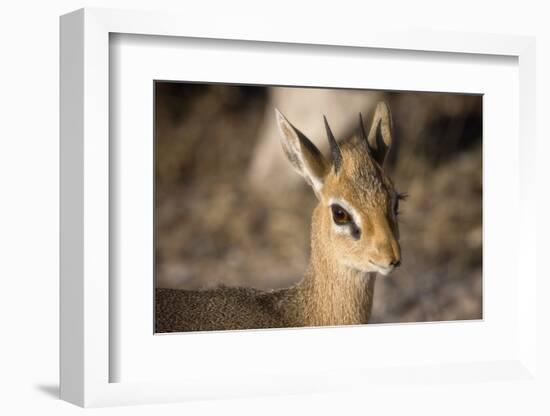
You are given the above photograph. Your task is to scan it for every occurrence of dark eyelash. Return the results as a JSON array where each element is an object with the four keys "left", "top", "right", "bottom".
[{"left": 394, "top": 192, "right": 408, "bottom": 216}]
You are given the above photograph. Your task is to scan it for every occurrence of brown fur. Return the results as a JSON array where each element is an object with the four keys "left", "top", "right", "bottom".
[{"left": 155, "top": 102, "right": 400, "bottom": 332}]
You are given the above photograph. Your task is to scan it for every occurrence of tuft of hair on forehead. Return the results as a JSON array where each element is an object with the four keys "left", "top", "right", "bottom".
[
  {"left": 332, "top": 136, "right": 394, "bottom": 203},
  {"left": 339, "top": 135, "right": 379, "bottom": 175}
]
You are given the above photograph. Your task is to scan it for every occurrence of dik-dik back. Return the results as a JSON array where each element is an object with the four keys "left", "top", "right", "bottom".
[
  {"left": 155, "top": 287, "right": 292, "bottom": 332},
  {"left": 155, "top": 102, "right": 402, "bottom": 332}
]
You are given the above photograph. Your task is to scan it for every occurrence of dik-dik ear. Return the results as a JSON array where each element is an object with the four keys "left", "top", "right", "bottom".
[
  {"left": 275, "top": 108, "right": 329, "bottom": 196},
  {"left": 366, "top": 102, "right": 393, "bottom": 165}
]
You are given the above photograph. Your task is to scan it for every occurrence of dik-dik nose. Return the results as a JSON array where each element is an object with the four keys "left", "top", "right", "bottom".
[
  {"left": 389, "top": 240, "right": 402, "bottom": 268},
  {"left": 389, "top": 258, "right": 401, "bottom": 268},
  {"left": 378, "top": 255, "right": 400, "bottom": 269},
  {"left": 372, "top": 216, "right": 401, "bottom": 269},
  {"left": 375, "top": 238, "right": 401, "bottom": 269}
]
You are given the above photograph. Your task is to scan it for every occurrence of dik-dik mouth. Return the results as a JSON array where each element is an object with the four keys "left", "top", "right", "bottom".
[{"left": 368, "top": 260, "right": 395, "bottom": 276}]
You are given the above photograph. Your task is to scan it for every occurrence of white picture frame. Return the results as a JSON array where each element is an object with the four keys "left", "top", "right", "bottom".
[{"left": 60, "top": 7, "right": 539, "bottom": 408}]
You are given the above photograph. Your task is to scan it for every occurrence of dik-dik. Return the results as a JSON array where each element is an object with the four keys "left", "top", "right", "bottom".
[{"left": 156, "top": 102, "right": 404, "bottom": 332}]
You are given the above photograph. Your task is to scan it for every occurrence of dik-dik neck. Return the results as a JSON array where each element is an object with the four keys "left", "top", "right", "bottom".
[{"left": 295, "top": 205, "right": 376, "bottom": 327}]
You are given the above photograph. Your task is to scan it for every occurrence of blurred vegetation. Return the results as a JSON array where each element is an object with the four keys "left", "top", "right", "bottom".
[{"left": 155, "top": 82, "right": 482, "bottom": 323}]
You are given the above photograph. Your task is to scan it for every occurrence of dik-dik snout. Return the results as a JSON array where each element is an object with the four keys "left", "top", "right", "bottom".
[
  {"left": 366, "top": 210, "right": 401, "bottom": 274},
  {"left": 276, "top": 102, "right": 405, "bottom": 278},
  {"left": 367, "top": 219, "right": 401, "bottom": 275}
]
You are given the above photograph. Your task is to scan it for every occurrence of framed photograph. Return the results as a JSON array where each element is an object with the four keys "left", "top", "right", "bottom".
[{"left": 60, "top": 8, "right": 539, "bottom": 408}]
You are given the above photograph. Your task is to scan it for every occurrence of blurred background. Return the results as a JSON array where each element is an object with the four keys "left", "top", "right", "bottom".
[{"left": 155, "top": 82, "right": 482, "bottom": 323}]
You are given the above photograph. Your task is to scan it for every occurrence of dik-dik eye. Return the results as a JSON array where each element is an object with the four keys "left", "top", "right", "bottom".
[{"left": 331, "top": 204, "right": 352, "bottom": 225}]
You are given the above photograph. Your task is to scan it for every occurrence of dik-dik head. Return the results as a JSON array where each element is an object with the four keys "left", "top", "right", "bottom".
[{"left": 276, "top": 102, "right": 403, "bottom": 276}]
